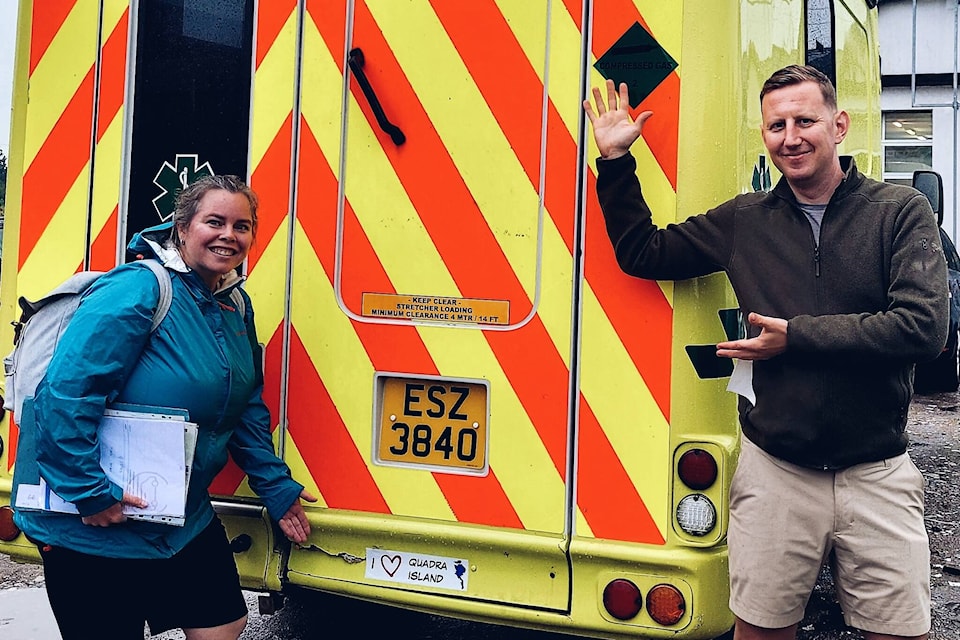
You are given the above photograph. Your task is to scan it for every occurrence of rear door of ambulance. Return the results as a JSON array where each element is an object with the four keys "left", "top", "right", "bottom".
[
  {"left": 254, "top": 0, "right": 574, "bottom": 609},
  {"left": 242, "top": 0, "right": 682, "bottom": 614}
]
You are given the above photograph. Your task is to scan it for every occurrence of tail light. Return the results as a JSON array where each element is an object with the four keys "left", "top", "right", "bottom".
[
  {"left": 646, "top": 584, "right": 686, "bottom": 626},
  {"left": 602, "top": 579, "right": 643, "bottom": 620},
  {"left": 677, "top": 448, "right": 717, "bottom": 489},
  {"left": 0, "top": 506, "right": 20, "bottom": 542}
]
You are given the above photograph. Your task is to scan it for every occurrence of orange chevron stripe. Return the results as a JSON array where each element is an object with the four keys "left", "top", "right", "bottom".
[
  {"left": 584, "top": 174, "right": 673, "bottom": 419},
  {"left": 20, "top": 66, "right": 95, "bottom": 269},
  {"left": 294, "top": 116, "right": 524, "bottom": 527},
  {"left": 256, "top": 0, "right": 297, "bottom": 67},
  {"left": 591, "top": 0, "right": 680, "bottom": 190},
  {"left": 6, "top": 420, "right": 18, "bottom": 473},
  {"left": 334, "top": 4, "right": 532, "bottom": 316},
  {"left": 560, "top": 0, "right": 582, "bottom": 30},
  {"left": 248, "top": 113, "right": 293, "bottom": 271},
  {"left": 90, "top": 208, "right": 119, "bottom": 271},
  {"left": 342, "top": 3, "right": 667, "bottom": 536},
  {"left": 428, "top": 1, "right": 544, "bottom": 189},
  {"left": 95, "top": 9, "right": 128, "bottom": 144},
  {"left": 428, "top": 0, "right": 673, "bottom": 423},
  {"left": 577, "top": 395, "right": 664, "bottom": 543},
  {"left": 89, "top": 12, "right": 130, "bottom": 269},
  {"left": 425, "top": 3, "right": 665, "bottom": 539},
  {"left": 28, "top": 0, "right": 76, "bottom": 74},
  {"left": 287, "top": 329, "right": 390, "bottom": 511},
  {"left": 428, "top": 0, "right": 573, "bottom": 249},
  {"left": 340, "top": 5, "right": 571, "bottom": 462}
]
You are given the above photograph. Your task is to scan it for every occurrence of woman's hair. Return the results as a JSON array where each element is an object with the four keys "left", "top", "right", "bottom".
[
  {"left": 170, "top": 174, "right": 259, "bottom": 246},
  {"left": 760, "top": 64, "right": 838, "bottom": 112}
]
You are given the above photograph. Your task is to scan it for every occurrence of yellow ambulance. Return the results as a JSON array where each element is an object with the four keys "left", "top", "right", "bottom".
[{"left": 0, "top": 1, "right": 882, "bottom": 638}]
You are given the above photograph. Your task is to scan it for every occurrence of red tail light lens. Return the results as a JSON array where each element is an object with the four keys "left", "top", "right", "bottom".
[
  {"left": 602, "top": 579, "right": 643, "bottom": 620},
  {"left": 0, "top": 506, "right": 20, "bottom": 542},
  {"left": 646, "top": 583, "right": 685, "bottom": 626},
  {"left": 677, "top": 448, "right": 717, "bottom": 490}
]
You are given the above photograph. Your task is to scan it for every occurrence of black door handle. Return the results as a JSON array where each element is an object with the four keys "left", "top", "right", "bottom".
[{"left": 348, "top": 48, "right": 406, "bottom": 146}]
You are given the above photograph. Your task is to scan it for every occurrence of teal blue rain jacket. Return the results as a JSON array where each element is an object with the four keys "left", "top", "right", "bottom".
[{"left": 13, "top": 223, "right": 305, "bottom": 558}]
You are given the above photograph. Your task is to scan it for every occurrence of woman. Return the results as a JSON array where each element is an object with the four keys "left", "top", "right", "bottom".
[{"left": 13, "top": 175, "right": 315, "bottom": 639}]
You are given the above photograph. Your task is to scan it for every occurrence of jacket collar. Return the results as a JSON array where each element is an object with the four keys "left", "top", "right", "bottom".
[
  {"left": 128, "top": 221, "right": 245, "bottom": 296},
  {"left": 771, "top": 155, "right": 864, "bottom": 205}
]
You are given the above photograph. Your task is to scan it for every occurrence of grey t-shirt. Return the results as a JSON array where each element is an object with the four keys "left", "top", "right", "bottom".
[{"left": 799, "top": 202, "right": 827, "bottom": 246}]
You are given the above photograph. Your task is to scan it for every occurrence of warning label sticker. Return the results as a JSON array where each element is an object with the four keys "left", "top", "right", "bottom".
[
  {"left": 362, "top": 293, "right": 510, "bottom": 325},
  {"left": 594, "top": 21, "right": 678, "bottom": 108}
]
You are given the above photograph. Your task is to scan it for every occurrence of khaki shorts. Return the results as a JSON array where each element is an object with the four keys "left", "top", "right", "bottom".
[{"left": 728, "top": 437, "right": 930, "bottom": 636}]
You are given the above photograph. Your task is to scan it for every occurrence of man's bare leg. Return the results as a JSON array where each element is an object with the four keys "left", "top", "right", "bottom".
[{"left": 733, "top": 617, "right": 797, "bottom": 640}]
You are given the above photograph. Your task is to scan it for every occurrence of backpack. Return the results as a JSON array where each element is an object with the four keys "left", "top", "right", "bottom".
[{"left": 2, "top": 260, "right": 173, "bottom": 419}]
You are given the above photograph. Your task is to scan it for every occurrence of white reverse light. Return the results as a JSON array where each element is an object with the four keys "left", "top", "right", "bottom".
[{"left": 676, "top": 494, "right": 716, "bottom": 536}]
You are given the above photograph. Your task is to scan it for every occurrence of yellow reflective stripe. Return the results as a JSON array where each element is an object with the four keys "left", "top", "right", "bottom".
[
  {"left": 299, "top": 18, "right": 342, "bottom": 175},
  {"left": 283, "top": 428, "right": 328, "bottom": 508},
  {"left": 417, "top": 324, "right": 566, "bottom": 533},
  {"left": 23, "top": 1, "right": 99, "bottom": 168},
  {"left": 90, "top": 112, "right": 123, "bottom": 257},
  {"left": 579, "top": 285, "right": 670, "bottom": 536},
  {"left": 495, "top": 0, "right": 582, "bottom": 139},
  {"left": 546, "top": 2, "right": 589, "bottom": 136},
  {"left": 368, "top": 0, "right": 540, "bottom": 298},
  {"left": 251, "top": 8, "right": 298, "bottom": 169},
  {"left": 19, "top": 167, "right": 91, "bottom": 296},
  {"left": 539, "top": 225, "right": 574, "bottom": 370},
  {"left": 299, "top": 17, "right": 566, "bottom": 531},
  {"left": 244, "top": 218, "right": 290, "bottom": 347},
  {"left": 290, "top": 223, "right": 456, "bottom": 519},
  {"left": 574, "top": 506, "right": 593, "bottom": 538},
  {"left": 632, "top": 0, "right": 682, "bottom": 64}
]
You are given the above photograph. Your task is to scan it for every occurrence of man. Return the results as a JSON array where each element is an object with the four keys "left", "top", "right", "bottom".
[{"left": 584, "top": 65, "right": 946, "bottom": 640}]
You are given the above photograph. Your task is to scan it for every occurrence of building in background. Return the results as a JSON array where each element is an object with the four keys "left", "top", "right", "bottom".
[{"left": 879, "top": 0, "right": 959, "bottom": 238}]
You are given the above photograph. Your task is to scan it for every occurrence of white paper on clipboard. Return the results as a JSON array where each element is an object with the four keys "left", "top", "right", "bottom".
[
  {"left": 14, "top": 407, "right": 198, "bottom": 526},
  {"left": 100, "top": 408, "right": 198, "bottom": 526}
]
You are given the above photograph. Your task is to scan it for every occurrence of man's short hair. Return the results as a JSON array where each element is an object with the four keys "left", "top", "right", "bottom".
[{"left": 760, "top": 65, "right": 837, "bottom": 111}]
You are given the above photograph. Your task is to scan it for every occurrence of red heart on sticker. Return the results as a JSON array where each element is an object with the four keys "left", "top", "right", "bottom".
[{"left": 381, "top": 555, "right": 401, "bottom": 577}]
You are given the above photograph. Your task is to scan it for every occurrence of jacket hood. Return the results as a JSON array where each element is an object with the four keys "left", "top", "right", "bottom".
[{"left": 127, "top": 221, "right": 244, "bottom": 294}]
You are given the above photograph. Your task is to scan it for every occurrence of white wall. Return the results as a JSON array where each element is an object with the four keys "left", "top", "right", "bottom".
[
  {"left": 879, "top": 0, "right": 960, "bottom": 75},
  {"left": 879, "top": 0, "right": 960, "bottom": 238}
]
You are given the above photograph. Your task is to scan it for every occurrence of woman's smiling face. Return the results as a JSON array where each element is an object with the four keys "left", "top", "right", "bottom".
[{"left": 177, "top": 188, "right": 254, "bottom": 290}]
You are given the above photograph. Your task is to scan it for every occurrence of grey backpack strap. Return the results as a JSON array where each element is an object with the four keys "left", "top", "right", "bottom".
[
  {"left": 229, "top": 287, "right": 246, "bottom": 318},
  {"left": 140, "top": 259, "right": 173, "bottom": 332}
]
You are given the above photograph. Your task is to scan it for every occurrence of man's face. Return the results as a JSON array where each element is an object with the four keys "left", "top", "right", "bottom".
[{"left": 760, "top": 81, "right": 849, "bottom": 190}]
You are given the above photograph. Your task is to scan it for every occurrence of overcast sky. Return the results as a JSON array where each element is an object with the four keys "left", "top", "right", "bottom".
[{"left": 1, "top": 1, "right": 20, "bottom": 157}]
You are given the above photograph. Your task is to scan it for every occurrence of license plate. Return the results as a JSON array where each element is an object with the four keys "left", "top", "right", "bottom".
[{"left": 375, "top": 375, "right": 489, "bottom": 475}]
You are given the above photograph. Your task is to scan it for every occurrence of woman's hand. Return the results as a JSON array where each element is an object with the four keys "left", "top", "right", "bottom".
[
  {"left": 80, "top": 492, "right": 148, "bottom": 527},
  {"left": 278, "top": 489, "right": 318, "bottom": 544}
]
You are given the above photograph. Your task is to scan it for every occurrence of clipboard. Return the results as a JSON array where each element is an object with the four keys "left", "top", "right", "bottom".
[
  {"left": 102, "top": 405, "right": 198, "bottom": 526},
  {"left": 13, "top": 403, "right": 198, "bottom": 527}
]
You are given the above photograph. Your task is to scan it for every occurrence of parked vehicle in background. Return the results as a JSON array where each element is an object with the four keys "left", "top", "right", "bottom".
[{"left": 912, "top": 171, "right": 959, "bottom": 393}]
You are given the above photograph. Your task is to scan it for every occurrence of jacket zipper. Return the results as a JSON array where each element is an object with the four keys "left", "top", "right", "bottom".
[{"left": 814, "top": 246, "right": 821, "bottom": 277}]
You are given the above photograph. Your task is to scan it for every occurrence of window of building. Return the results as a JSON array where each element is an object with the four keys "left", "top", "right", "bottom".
[{"left": 882, "top": 111, "right": 933, "bottom": 186}]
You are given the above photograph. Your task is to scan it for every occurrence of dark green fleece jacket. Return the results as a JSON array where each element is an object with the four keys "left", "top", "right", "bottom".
[{"left": 597, "top": 153, "right": 948, "bottom": 469}]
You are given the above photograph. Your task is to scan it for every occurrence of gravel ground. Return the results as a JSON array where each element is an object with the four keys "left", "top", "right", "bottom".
[
  {"left": 794, "top": 390, "right": 960, "bottom": 640},
  {"left": 2, "top": 392, "right": 959, "bottom": 639}
]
